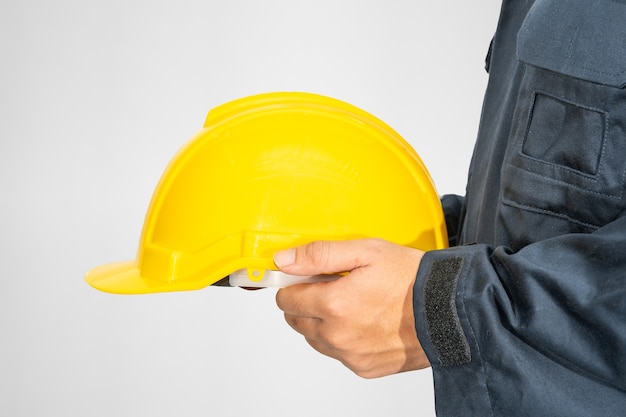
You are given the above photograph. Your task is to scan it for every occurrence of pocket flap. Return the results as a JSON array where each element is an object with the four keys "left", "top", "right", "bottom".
[{"left": 517, "top": 0, "right": 626, "bottom": 88}]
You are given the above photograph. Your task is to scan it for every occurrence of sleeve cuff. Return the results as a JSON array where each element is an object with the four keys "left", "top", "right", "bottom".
[{"left": 413, "top": 246, "right": 494, "bottom": 416}]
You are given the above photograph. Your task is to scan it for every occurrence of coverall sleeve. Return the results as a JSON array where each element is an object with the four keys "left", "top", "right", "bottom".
[{"left": 413, "top": 215, "right": 626, "bottom": 416}]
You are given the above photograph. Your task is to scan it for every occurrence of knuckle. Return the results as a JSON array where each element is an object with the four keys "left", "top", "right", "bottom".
[
  {"left": 274, "top": 288, "right": 288, "bottom": 311},
  {"left": 354, "top": 368, "right": 380, "bottom": 379},
  {"left": 321, "top": 328, "right": 348, "bottom": 348},
  {"left": 302, "top": 240, "right": 332, "bottom": 268},
  {"left": 342, "top": 353, "right": 377, "bottom": 378},
  {"left": 318, "top": 293, "right": 346, "bottom": 319}
]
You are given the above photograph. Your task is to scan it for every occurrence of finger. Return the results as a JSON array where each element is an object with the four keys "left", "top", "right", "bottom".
[
  {"left": 275, "top": 282, "right": 331, "bottom": 318},
  {"left": 283, "top": 313, "right": 321, "bottom": 337},
  {"left": 273, "top": 239, "right": 382, "bottom": 276},
  {"left": 284, "top": 316, "right": 344, "bottom": 363},
  {"left": 304, "top": 337, "right": 343, "bottom": 361}
]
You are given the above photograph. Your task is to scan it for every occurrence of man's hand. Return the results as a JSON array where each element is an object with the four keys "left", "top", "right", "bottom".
[{"left": 274, "top": 238, "right": 430, "bottom": 378}]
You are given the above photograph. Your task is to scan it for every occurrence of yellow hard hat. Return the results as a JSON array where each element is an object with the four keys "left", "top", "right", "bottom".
[{"left": 85, "top": 92, "right": 447, "bottom": 294}]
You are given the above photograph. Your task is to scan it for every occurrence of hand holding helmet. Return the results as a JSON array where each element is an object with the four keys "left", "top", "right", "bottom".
[{"left": 274, "top": 239, "right": 431, "bottom": 378}]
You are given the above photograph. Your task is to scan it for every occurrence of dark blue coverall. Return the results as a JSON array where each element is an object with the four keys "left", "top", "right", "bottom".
[{"left": 413, "top": 1, "right": 626, "bottom": 415}]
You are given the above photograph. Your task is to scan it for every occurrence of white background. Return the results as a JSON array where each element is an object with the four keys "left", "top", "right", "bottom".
[{"left": 0, "top": 1, "right": 500, "bottom": 416}]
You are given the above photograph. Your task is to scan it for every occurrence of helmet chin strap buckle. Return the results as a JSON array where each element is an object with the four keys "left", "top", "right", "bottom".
[{"left": 228, "top": 269, "right": 340, "bottom": 288}]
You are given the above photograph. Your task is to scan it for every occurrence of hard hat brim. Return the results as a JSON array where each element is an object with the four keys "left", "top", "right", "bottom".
[{"left": 84, "top": 261, "right": 194, "bottom": 294}]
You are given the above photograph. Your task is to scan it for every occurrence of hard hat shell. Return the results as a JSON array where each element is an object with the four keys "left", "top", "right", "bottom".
[{"left": 85, "top": 92, "right": 447, "bottom": 294}]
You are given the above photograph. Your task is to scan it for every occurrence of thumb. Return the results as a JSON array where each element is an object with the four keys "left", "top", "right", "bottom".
[{"left": 273, "top": 240, "right": 370, "bottom": 276}]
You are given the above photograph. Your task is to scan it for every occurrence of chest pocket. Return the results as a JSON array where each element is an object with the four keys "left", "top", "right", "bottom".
[{"left": 501, "top": 0, "right": 626, "bottom": 234}]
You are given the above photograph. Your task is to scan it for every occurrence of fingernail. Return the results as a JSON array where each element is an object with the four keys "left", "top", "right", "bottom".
[{"left": 274, "top": 248, "right": 296, "bottom": 268}]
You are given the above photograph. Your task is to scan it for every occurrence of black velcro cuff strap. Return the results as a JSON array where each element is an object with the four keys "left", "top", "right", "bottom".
[{"left": 423, "top": 257, "right": 471, "bottom": 366}]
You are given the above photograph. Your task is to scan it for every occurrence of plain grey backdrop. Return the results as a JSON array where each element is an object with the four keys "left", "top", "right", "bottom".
[{"left": 1, "top": 1, "right": 499, "bottom": 416}]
